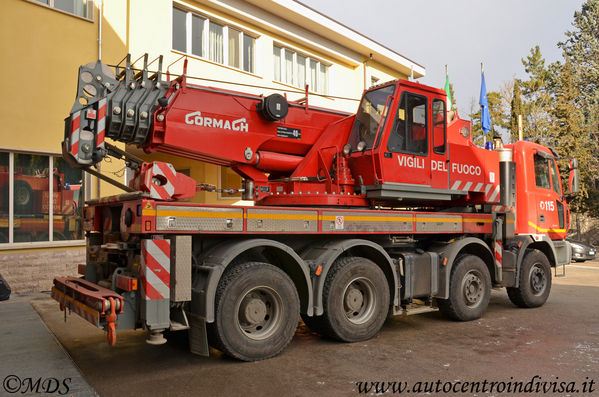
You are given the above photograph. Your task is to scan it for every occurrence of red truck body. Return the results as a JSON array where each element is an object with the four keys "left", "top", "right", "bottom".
[{"left": 51, "top": 55, "right": 577, "bottom": 361}]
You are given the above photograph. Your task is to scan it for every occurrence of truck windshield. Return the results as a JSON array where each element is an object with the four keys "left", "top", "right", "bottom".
[
  {"left": 348, "top": 85, "right": 395, "bottom": 151},
  {"left": 550, "top": 158, "right": 563, "bottom": 196},
  {"left": 534, "top": 153, "right": 563, "bottom": 196}
]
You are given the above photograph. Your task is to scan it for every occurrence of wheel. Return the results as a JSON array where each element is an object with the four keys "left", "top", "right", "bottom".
[
  {"left": 321, "top": 256, "right": 389, "bottom": 342},
  {"left": 437, "top": 255, "right": 491, "bottom": 321},
  {"left": 207, "top": 262, "right": 300, "bottom": 361},
  {"left": 53, "top": 231, "right": 67, "bottom": 241},
  {"left": 14, "top": 181, "right": 33, "bottom": 214},
  {"left": 506, "top": 249, "right": 552, "bottom": 308}
]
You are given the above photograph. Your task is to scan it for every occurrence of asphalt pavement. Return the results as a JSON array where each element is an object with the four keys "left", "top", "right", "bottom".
[
  {"left": 0, "top": 295, "right": 97, "bottom": 397},
  {"left": 2, "top": 262, "right": 599, "bottom": 397}
]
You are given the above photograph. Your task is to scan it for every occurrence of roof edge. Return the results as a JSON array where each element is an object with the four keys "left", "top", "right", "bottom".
[{"left": 291, "top": 0, "right": 425, "bottom": 73}]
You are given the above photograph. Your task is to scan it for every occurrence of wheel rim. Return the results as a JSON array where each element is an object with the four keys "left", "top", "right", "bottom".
[
  {"left": 342, "top": 277, "right": 376, "bottom": 325},
  {"left": 461, "top": 270, "right": 484, "bottom": 308},
  {"left": 15, "top": 186, "right": 29, "bottom": 205},
  {"left": 530, "top": 264, "right": 547, "bottom": 295},
  {"left": 235, "top": 286, "right": 283, "bottom": 341}
]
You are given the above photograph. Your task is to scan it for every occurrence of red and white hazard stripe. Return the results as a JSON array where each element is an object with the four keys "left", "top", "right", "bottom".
[
  {"left": 486, "top": 185, "right": 500, "bottom": 203},
  {"left": 51, "top": 288, "right": 100, "bottom": 327},
  {"left": 70, "top": 111, "right": 81, "bottom": 157},
  {"left": 140, "top": 239, "right": 171, "bottom": 300},
  {"left": 450, "top": 180, "right": 500, "bottom": 203},
  {"left": 72, "top": 302, "right": 99, "bottom": 325},
  {"left": 492, "top": 205, "right": 515, "bottom": 213},
  {"left": 148, "top": 162, "right": 177, "bottom": 200},
  {"left": 96, "top": 98, "right": 107, "bottom": 149},
  {"left": 494, "top": 240, "right": 503, "bottom": 269}
]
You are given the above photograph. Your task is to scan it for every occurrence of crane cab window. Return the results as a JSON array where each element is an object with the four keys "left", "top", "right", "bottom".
[
  {"left": 534, "top": 154, "right": 551, "bottom": 189},
  {"left": 349, "top": 85, "right": 395, "bottom": 150},
  {"left": 387, "top": 93, "right": 428, "bottom": 155},
  {"left": 432, "top": 99, "right": 446, "bottom": 154}
]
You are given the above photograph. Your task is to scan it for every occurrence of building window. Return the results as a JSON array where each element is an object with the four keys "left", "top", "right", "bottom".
[
  {"left": 218, "top": 167, "right": 242, "bottom": 199},
  {"left": 31, "top": 0, "right": 93, "bottom": 20},
  {"left": 172, "top": 7, "right": 187, "bottom": 52},
  {"left": 0, "top": 151, "right": 84, "bottom": 245},
  {"left": 172, "top": 7, "right": 256, "bottom": 74},
  {"left": 273, "top": 45, "right": 329, "bottom": 94}
]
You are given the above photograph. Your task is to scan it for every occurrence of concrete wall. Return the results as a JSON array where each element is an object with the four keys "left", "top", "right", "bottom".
[{"left": 0, "top": 248, "right": 84, "bottom": 293}]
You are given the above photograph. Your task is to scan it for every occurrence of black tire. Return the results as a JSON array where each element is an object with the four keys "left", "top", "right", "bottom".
[
  {"left": 321, "top": 256, "right": 390, "bottom": 342},
  {"left": 14, "top": 181, "right": 33, "bottom": 214},
  {"left": 437, "top": 255, "right": 491, "bottom": 321},
  {"left": 300, "top": 313, "right": 328, "bottom": 335},
  {"left": 207, "top": 262, "right": 300, "bottom": 361},
  {"left": 506, "top": 249, "right": 552, "bottom": 308}
]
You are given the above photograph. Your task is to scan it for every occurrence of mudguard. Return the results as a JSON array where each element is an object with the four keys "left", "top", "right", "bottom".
[
  {"left": 300, "top": 239, "right": 399, "bottom": 316},
  {"left": 189, "top": 238, "right": 313, "bottom": 323}
]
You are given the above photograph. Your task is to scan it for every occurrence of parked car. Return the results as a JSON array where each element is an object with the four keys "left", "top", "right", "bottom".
[{"left": 568, "top": 240, "right": 597, "bottom": 262}]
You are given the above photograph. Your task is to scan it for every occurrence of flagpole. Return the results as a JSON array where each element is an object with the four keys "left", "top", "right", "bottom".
[{"left": 481, "top": 62, "right": 486, "bottom": 145}]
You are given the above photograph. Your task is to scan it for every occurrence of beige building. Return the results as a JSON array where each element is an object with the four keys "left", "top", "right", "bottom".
[{"left": 0, "top": 0, "right": 424, "bottom": 293}]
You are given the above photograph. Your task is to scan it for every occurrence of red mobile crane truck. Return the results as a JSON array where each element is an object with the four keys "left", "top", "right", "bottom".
[{"left": 52, "top": 55, "right": 579, "bottom": 361}]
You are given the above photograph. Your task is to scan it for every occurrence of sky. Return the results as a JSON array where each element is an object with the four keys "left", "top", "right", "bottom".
[{"left": 300, "top": 0, "right": 586, "bottom": 117}]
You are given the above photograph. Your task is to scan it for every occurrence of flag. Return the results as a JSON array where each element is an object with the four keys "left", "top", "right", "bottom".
[
  {"left": 444, "top": 74, "right": 452, "bottom": 110},
  {"left": 480, "top": 71, "right": 491, "bottom": 133}
]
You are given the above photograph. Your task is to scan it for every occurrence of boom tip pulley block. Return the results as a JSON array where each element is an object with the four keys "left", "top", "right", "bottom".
[{"left": 64, "top": 53, "right": 171, "bottom": 168}]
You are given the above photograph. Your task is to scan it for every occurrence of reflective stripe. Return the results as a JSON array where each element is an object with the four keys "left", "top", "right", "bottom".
[
  {"left": 149, "top": 162, "right": 176, "bottom": 199},
  {"left": 97, "top": 98, "right": 106, "bottom": 147},
  {"left": 141, "top": 239, "right": 171, "bottom": 300},
  {"left": 494, "top": 241, "right": 503, "bottom": 268},
  {"left": 321, "top": 215, "right": 413, "bottom": 222},
  {"left": 70, "top": 111, "right": 81, "bottom": 156},
  {"left": 488, "top": 185, "right": 500, "bottom": 202},
  {"left": 527, "top": 221, "right": 566, "bottom": 233}
]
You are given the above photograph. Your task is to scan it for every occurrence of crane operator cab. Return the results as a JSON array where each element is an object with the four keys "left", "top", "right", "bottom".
[{"left": 346, "top": 80, "right": 496, "bottom": 205}]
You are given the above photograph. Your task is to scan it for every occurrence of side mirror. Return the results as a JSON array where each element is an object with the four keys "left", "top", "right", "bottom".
[{"left": 568, "top": 159, "right": 580, "bottom": 195}]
